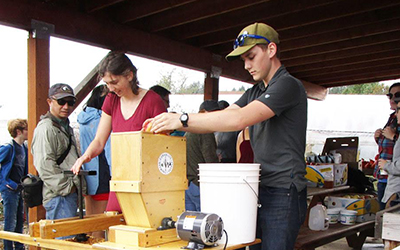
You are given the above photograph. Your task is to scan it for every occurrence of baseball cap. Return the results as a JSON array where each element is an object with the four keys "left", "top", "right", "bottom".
[
  {"left": 226, "top": 23, "right": 280, "bottom": 61},
  {"left": 48, "top": 83, "right": 76, "bottom": 100},
  {"left": 199, "top": 100, "right": 220, "bottom": 112}
]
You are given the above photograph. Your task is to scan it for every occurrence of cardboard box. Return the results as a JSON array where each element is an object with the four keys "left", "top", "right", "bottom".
[
  {"left": 322, "top": 137, "right": 359, "bottom": 169},
  {"left": 306, "top": 164, "right": 348, "bottom": 188},
  {"left": 325, "top": 194, "right": 379, "bottom": 222}
]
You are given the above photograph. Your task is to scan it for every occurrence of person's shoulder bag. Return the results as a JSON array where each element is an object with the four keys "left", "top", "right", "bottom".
[{"left": 20, "top": 134, "right": 72, "bottom": 208}]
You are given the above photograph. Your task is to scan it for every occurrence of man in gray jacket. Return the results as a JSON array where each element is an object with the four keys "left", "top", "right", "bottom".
[{"left": 31, "top": 83, "right": 84, "bottom": 222}]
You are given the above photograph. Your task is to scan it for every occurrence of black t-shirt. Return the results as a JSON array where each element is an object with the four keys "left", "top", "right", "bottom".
[
  {"left": 9, "top": 140, "right": 26, "bottom": 185},
  {"left": 235, "top": 65, "right": 308, "bottom": 191}
]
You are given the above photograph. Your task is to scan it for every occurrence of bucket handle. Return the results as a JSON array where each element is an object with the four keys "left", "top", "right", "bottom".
[{"left": 243, "top": 178, "right": 262, "bottom": 208}]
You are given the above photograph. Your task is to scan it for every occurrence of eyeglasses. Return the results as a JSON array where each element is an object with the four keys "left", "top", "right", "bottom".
[
  {"left": 233, "top": 33, "right": 271, "bottom": 49},
  {"left": 396, "top": 107, "right": 400, "bottom": 112},
  {"left": 386, "top": 92, "right": 400, "bottom": 100},
  {"left": 53, "top": 98, "right": 75, "bottom": 106}
]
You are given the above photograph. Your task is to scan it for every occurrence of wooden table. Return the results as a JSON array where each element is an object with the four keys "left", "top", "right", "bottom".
[
  {"left": 0, "top": 230, "right": 260, "bottom": 250},
  {"left": 295, "top": 186, "right": 374, "bottom": 250},
  {"left": 295, "top": 220, "right": 374, "bottom": 250}
]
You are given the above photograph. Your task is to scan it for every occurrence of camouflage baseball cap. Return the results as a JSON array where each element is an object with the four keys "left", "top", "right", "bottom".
[
  {"left": 48, "top": 83, "right": 76, "bottom": 100},
  {"left": 226, "top": 23, "right": 280, "bottom": 61}
]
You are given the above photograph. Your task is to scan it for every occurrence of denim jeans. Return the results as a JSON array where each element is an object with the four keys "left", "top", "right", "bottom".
[
  {"left": 43, "top": 192, "right": 78, "bottom": 239},
  {"left": 377, "top": 181, "right": 387, "bottom": 210},
  {"left": 1, "top": 189, "right": 25, "bottom": 250},
  {"left": 249, "top": 184, "right": 307, "bottom": 250},
  {"left": 185, "top": 182, "right": 201, "bottom": 211}
]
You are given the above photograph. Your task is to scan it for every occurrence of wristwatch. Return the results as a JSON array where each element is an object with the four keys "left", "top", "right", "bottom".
[{"left": 180, "top": 113, "right": 189, "bottom": 127}]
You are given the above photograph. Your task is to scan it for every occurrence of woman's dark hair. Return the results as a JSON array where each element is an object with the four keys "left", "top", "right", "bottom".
[
  {"left": 84, "top": 84, "right": 109, "bottom": 111},
  {"left": 389, "top": 82, "right": 400, "bottom": 93},
  {"left": 98, "top": 51, "right": 139, "bottom": 95}
]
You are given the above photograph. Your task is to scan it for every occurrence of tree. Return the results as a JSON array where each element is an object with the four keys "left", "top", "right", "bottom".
[
  {"left": 329, "top": 82, "right": 388, "bottom": 95},
  {"left": 156, "top": 69, "right": 175, "bottom": 92},
  {"left": 156, "top": 69, "right": 203, "bottom": 94}
]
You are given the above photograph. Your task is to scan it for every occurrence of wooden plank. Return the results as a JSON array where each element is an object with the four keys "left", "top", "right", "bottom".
[
  {"left": 29, "top": 222, "right": 40, "bottom": 237},
  {"left": 109, "top": 226, "right": 178, "bottom": 247},
  {"left": 307, "top": 186, "right": 351, "bottom": 197},
  {"left": 375, "top": 204, "right": 400, "bottom": 239},
  {"left": 39, "top": 214, "right": 125, "bottom": 239},
  {"left": 0, "top": 231, "right": 92, "bottom": 250},
  {"left": 382, "top": 213, "right": 400, "bottom": 242}
]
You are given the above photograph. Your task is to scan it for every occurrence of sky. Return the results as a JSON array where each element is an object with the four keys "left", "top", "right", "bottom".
[{"left": 0, "top": 24, "right": 251, "bottom": 121}]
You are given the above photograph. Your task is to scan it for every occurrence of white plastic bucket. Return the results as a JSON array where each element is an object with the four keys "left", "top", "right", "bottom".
[{"left": 198, "top": 163, "right": 260, "bottom": 245}]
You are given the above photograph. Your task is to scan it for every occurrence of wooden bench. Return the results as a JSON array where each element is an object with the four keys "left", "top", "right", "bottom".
[{"left": 295, "top": 186, "right": 375, "bottom": 250}]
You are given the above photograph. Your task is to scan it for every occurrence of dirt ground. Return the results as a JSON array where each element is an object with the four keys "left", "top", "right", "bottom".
[{"left": 317, "top": 237, "right": 384, "bottom": 250}]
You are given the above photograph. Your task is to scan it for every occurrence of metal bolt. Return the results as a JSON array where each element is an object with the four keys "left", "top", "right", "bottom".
[{"left": 52, "top": 229, "right": 57, "bottom": 233}]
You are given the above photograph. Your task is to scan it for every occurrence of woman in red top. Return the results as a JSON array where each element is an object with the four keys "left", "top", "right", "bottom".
[{"left": 72, "top": 51, "right": 166, "bottom": 212}]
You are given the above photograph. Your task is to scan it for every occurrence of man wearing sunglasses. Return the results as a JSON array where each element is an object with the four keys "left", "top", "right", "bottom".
[
  {"left": 31, "top": 83, "right": 84, "bottom": 237},
  {"left": 145, "top": 23, "right": 307, "bottom": 250}
]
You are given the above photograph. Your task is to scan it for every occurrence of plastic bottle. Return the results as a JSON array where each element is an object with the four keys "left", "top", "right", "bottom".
[{"left": 308, "top": 203, "right": 329, "bottom": 231}]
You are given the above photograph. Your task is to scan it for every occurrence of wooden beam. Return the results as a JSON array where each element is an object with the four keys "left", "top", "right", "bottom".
[
  {"left": 197, "top": 5, "right": 400, "bottom": 49},
  {"left": 283, "top": 37, "right": 400, "bottom": 66},
  {"left": 114, "top": 0, "right": 196, "bottom": 23},
  {"left": 316, "top": 69, "right": 400, "bottom": 87},
  {"left": 204, "top": 72, "right": 219, "bottom": 101},
  {"left": 0, "top": 0, "right": 249, "bottom": 85},
  {"left": 73, "top": 60, "right": 103, "bottom": 109},
  {"left": 295, "top": 60, "right": 400, "bottom": 81},
  {"left": 27, "top": 31, "right": 48, "bottom": 227},
  {"left": 38, "top": 214, "right": 125, "bottom": 239},
  {"left": 142, "top": 0, "right": 267, "bottom": 33},
  {"left": 301, "top": 80, "right": 328, "bottom": 101},
  {"left": 85, "top": 0, "right": 125, "bottom": 13},
  {"left": 0, "top": 231, "right": 93, "bottom": 250},
  {"left": 287, "top": 49, "right": 400, "bottom": 76},
  {"left": 165, "top": 0, "right": 339, "bottom": 41}
]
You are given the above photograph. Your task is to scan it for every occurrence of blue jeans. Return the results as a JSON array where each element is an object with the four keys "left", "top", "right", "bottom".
[
  {"left": 185, "top": 182, "right": 201, "bottom": 211},
  {"left": 377, "top": 181, "right": 387, "bottom": 210},
  {"left": 249, "top": 184, "right": 307, "bottom": 250},
  {"left": 1, "top": 189, "right": 25, "bottom": 250},
  {"left": 43, "top": 192, "right": 78, "bottom": 239}
]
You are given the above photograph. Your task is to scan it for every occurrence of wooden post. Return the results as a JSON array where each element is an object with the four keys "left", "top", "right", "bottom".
[
  {"left": 204, "top": 66, "right": 221, "bottom": 101},
  {"left": 27, "top": 21, "right": 53, "bottom": 233}
]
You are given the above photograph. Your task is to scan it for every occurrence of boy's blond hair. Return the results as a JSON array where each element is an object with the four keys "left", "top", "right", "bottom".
[{"left": 7, "top": 119, "right": 27, "bottom": 138}]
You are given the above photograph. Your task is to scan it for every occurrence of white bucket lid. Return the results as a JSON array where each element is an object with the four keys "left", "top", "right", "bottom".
[
  {"left": 340, "top": 209, "right": 357, "bottom": 215},
  {"left": 327, "top": 208, "right": 341, "bottom": 214}
]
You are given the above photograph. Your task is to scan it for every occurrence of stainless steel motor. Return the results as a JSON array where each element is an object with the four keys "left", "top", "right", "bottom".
[{"left": 176, "top": 211, "right": 224, "bottom": 249}]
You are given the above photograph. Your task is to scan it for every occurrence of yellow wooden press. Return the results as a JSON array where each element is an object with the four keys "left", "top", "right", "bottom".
[{"left": 108, "top": 131, "right": 187, "bottom": 247}]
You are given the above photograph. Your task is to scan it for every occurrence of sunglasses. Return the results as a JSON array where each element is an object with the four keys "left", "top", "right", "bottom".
[
  {"left": 233, "top": 33, "right": 271, "bottom": 49},
  {"left": 53, "top": 98, "right": 75, "bottom": 106},
  {"left": 387, "top": 92, "right": 400, "bottom": 100}
]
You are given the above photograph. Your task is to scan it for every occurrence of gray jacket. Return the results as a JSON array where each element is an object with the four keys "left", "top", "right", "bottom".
[
  {"left": 31, "top": 112, "right": 85, "bottom": 205},
  {"left": 382, "top": 139, "right": 400, "bottom": 203}
]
